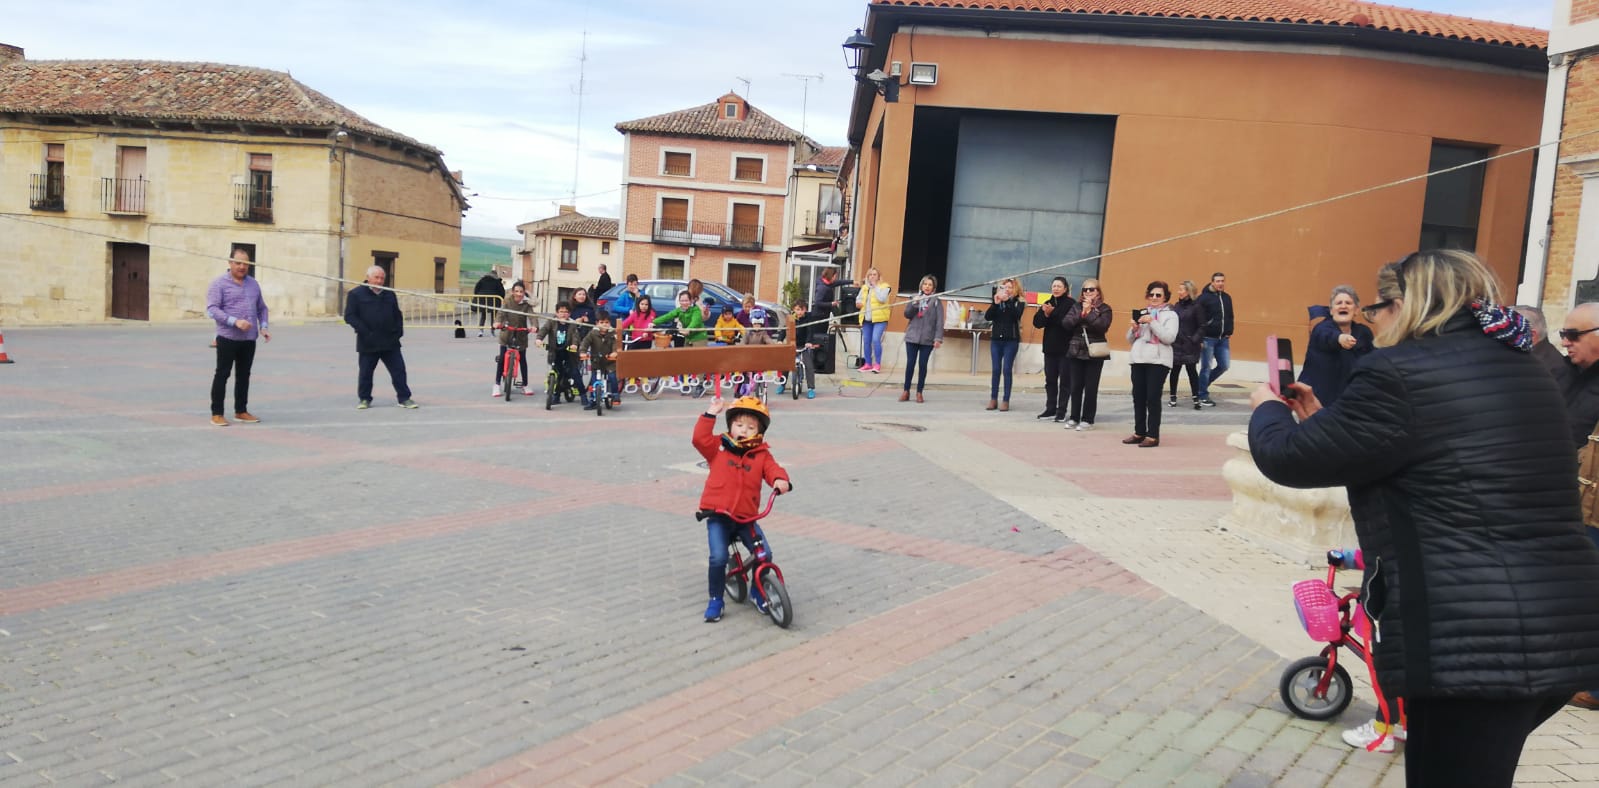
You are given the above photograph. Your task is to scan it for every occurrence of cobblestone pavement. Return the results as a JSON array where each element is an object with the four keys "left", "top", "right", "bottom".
[{"left": 2, "top": 324, "right": 1595, "bottom": 786}]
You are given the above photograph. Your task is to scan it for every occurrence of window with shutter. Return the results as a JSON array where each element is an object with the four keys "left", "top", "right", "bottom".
[
  {"left": 727, "top": 263, "right": 757, "bottom": 296},
  {"left": 660, "top": 198, "right": 689, "bottom": 233},
  {"left": 663, "top": 151, "right": 691, "bottom": 176},
  {"left": 734, "top": 157, "right": 763, "bottom": 182}
]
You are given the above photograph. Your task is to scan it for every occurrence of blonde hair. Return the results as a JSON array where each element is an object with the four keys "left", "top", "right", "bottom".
[
  {"left": 1180, "top": 280, "right": 1198, "bottom": 300},
  {"left": 999, "top": 278, "right": 1021, "bottom": 298},
  {"left": 1372, "top": 249, "right": 1500, "bottom": 347}
]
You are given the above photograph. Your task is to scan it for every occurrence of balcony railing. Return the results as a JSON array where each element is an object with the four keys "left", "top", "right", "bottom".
[
  {"left": 233, "top": 183, "right": 274, "bottom": 223},
  {"left": 29, "top": 173, "right": 64, "bottom": 211},
  {"left": 101, "top": 177, "right": 147, "bottom": 215},
  {"left": 652, "top": 219, "right": 763, "bottom": 251}
]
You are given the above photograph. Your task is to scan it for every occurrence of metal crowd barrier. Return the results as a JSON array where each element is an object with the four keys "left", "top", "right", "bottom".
[{"left": 393, "top": 291, "right": 499, "bottom": 329}]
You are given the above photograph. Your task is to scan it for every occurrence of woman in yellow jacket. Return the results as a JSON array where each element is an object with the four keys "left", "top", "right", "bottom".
[{"left": 855, "top": 267, "right": 892, "bottom": 372}]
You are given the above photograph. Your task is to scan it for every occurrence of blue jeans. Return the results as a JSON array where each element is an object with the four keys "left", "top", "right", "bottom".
[
  {"left": 903, "top": 342, "right": 934, "bottom": 392},
  {"left": 706, "top": 515, "right": 770, "bottom": 600},
  {"left": 1199, "top": 336, "right": 1230, "bottom": 398},
  {"left": 990, "top": 338, "right": 1019, "bottom": 401},
  {"left": 861, "top": 321, "right": 886, "bottom": 367}
]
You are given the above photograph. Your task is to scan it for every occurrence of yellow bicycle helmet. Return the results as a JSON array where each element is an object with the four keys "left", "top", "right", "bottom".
[{"left": 726, "top": 396, "right": 771, "bottom": 433}]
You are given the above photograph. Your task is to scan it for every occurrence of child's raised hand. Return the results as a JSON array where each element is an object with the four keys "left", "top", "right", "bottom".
[{"left": 706, "top": 397, "right": 726, "bottom": 416}]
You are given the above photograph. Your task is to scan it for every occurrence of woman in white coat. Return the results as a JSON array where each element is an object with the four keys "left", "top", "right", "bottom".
[{"left": 1123, "top": 280, "right": 1179, "bottom": 447}]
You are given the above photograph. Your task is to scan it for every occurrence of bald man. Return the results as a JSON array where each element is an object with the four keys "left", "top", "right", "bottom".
[{"left": 1560, "top": 302, "right": 1599, "bottom": 448}]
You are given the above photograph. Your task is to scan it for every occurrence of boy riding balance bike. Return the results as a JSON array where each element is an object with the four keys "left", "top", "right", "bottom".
[{"left": 694, "top": 395, "right": 792, "bottom": 624}]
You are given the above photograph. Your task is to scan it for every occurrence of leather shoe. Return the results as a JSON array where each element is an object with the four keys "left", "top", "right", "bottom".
[
  {"left": 234, "top": 412, "right": 260, "bottom": 423},
  {"left": 1139, "top": 437, "right": 1160, "bottom": 448},
  {"left": 986, "top": 399, "right": 998, "bottom": 411},
  {"left": 898, "top": 390, "right": 910, "bottom": 402},
  {"left": 1037, "top": 410, "right": 1056, "bottom": 419},
  {"left": 1571, "top": 691, "right": 1599, "bottom": 710},
  {"left": 1121, "top": 434, "right": 1144, "bottom": 445},
  {"left": 999, "top": 401, "right": 1009, "bottom": 412},
  {"left": 915, "top": 392, "right": 924, "bottom": 403},
  {"left": 210, "top": 415, "right": 229, "bottom": 427}
]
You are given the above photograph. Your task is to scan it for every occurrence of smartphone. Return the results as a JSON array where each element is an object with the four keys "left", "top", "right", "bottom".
[
  {"left": 1267, "top": 336, "right": 1296, "bottom": 399},
  {"left": 1131, "top": 308, "right": 1146, "bottom": 322}
]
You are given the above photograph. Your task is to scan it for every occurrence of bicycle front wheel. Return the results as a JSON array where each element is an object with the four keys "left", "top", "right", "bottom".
[
  {"left": 545, "top": 371, "right": 558, "bottom": 410},
  {"left": 758, "top": 567, "right": 792, "bottom": 628},
  {"left": 790, "top": 369, "right": 800, "bottom": 400}
]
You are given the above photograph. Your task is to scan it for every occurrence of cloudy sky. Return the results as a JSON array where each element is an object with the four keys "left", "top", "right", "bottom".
[{"left": 8, "top": 0, "right": 1554, "bottom": 239}]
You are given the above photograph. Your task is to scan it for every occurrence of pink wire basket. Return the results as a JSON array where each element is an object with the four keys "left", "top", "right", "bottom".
[{"left": 1292, "top": 579, "right": 1342, "bottom": 643}]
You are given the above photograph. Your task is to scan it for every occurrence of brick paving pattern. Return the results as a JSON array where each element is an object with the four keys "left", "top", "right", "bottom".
[{"left": 1, "top": 324, "right": 1593, "bottom": 785}]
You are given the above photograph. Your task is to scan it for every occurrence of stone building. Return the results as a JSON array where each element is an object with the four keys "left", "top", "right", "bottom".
[
  {"left": 0, "top": 45, "right": 466, "bottom": 323},
  {"left": 515, "top": 206, "right": 618, "bottom": 312}
]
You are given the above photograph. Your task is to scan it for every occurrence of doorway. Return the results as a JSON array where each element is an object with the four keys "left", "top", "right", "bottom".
[{"left": 110, "top": 242, "right": 150, "bottom": 320}]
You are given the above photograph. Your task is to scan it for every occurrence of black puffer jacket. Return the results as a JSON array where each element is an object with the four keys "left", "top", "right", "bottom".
[
  {"left": 1169, "top": 297, "right": 1203, "bottom": 365},
  {"left": 1249, "top": 311, "right": 1599, "bottom": 699}
]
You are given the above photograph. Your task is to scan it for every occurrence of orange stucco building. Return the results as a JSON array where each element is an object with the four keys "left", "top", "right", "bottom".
[{"left": 843, "top": 0, "right": 1547, "bottom": 371}]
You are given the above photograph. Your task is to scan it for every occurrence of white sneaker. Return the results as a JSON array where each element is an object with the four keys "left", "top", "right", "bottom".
[
  {"left": 478, "top": 330, "right": 485, "bottom": 338},
  {"left": 491, "top": 385, "right": 501, "bottom": 397},
  {"left": 1065, "top": 419, "right": 1079, "bottom": 427},
  {"left": 1341, "top": 720, "right": 1402, "bottom": 752},
  {"left": 1076, "top": 422, "right": 1093, "bottom": 432},
  {"left": 522, "top": 387, "right": 534, "bottom": 396}
]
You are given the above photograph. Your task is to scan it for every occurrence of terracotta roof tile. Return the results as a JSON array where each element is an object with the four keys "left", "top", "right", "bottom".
[
  {"left": 616, "top": 95, "right": 805, "bottom": 143},
  {"left": 869, "top": 0, "right": 1546, "bottom": 49},
  {"left": 800, "top": 146, "right": 849, "bottom": 169},
  {"left": 536, "top": 215, "right": 619, "bottom": 239},
  {"left": 0, "top": 60, "right": 437, "bottom": 152}
]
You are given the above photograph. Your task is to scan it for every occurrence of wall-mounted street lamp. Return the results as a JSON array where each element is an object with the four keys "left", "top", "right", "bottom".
[{"left": 841, "top": 28, "right": 900, "bottom": 103}]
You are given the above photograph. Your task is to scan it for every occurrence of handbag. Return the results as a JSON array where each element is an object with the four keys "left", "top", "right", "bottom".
[{"left": 1083, "top": 326, "right": 1110, "bottom": 359}]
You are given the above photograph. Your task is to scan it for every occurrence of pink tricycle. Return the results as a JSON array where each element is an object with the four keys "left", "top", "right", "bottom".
[{"left": 1280, "top": 548, "right": 1371, "bottom": 720}]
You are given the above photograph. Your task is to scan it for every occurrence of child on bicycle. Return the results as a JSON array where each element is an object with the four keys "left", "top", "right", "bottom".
[
  {"left": 536, "top": 301, "right": 588, "bottom": 407},
  {"left": 694, "top": 395, "right": 791, "bottom": 622},
  {"left": 712, "top": 307, "right": 743, "bottom": 345},
  {"left": 579, "top": 311, "right": 620, "bottom": 408},
  {"left": 737, "top": 307, "right": 776, "bottom": 396},
  {"left": 782, "top": 301, "right": 822, "bottom": 399},
  {"left": 492, "top": 280, "right": 537, "bottom": 397}
]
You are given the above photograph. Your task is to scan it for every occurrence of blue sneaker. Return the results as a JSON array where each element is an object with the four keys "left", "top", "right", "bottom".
[
  {"left": 776, "top": 384, "right": 785, "bottom": 395},
  {"left": 704, "top": 598, "right": 724, "bottom": 622},
  {"left": 806, "top": 390, "right": 815, "bottom": 399},
  {"left": 751, "top": 588, "right": 768, "bottom": 614}
]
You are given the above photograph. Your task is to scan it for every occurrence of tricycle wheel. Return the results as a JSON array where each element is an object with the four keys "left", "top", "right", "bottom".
[
  {"left": 758, "top": 567, "right": 792, "bottom": 629},
  {"left": 1279, "top": 655, "right": 1353, "bottom": 720},
  {"left": 724, "top": 553, "right": 747, "bottom": 603}
]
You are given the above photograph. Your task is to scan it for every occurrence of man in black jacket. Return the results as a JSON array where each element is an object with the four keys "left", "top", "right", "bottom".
[
  {"left": 1558, "top": 302, "right": 1599, "bottom": 450},
  {"left": 1195, "top": 272, "right": 1234, "bottom": 406},
  {"left": 345, "top": 266, "right": 418, "bottom": 409},
  {"left": 472, "top": 272, "right": 505, "bottom": 337}
]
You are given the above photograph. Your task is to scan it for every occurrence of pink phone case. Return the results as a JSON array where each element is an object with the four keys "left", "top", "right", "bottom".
[{"left": 1267, "top": 335, "right": 1295, "bottom": 398}]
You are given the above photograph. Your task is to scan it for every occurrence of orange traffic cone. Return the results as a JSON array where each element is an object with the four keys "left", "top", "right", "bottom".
[{"left": 0, "top": 330, "right": 12, "bottom": 363}]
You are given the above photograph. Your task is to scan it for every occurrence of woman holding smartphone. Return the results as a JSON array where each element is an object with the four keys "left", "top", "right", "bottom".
[
  {"left": 1124, "top": 281, "right": 1179, "bottom": 447},
  {"left": 899, "top": 275, "right": 944, "bottom": 403},
  {"left": 1060, "top": 279, "right": 1112, "bottom": 430},
  {"left": 985, "top": 278, "right": 1026, "bottom": 412}
]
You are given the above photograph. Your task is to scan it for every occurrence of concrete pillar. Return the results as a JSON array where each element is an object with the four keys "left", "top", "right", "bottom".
[{"left": 1219, "top": 430, "right": 1357, "bottom": 565}]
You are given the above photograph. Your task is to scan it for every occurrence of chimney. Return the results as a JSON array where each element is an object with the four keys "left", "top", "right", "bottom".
[
  {"left": 0, "top": 44, "right": 23, "bottom": 64},
  {"left": 558, "top": 205, "right": 577, "bottom": 215}
]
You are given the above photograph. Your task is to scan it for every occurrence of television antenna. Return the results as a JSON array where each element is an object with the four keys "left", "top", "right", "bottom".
[
  {"left": 735, "top": 76, "right": 751, "bottom": 99},
  {"left": 783, "top": 73, "right": 824, "bottom": 139}
]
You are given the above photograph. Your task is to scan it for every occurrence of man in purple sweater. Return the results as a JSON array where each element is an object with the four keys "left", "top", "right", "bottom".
[{"left": 206, "top": 248, "right": 271, "bottom": 426}]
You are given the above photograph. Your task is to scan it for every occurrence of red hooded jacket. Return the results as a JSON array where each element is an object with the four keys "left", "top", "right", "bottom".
[{"left": 693, "top": 414, "right": 790, "bottom": 523}]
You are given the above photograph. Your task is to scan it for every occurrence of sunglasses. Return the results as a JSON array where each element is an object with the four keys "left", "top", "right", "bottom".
[
  {"left": 1360, "top": 301, "right": 1394, "bottom": 322},
  {"left": 1081, "top": 287, "right": 1098, "bottom": 292},
  {"left": 1146, "top": 292, "right": 1166, "bottom": 299},
  {"left": 1560, "top": 327, "right": 1599, "bottom": 342}
]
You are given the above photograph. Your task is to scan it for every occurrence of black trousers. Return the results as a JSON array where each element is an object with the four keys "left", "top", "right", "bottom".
[
  {"left": 1129, "top": 363, "right": 1168, "bottom": 438},
  {"left": 1405, "top": 696, "right": 1565, "bottom": 787},
  {"left": 211, "top": 336, "right": 257, "bottom": 416},
  {"left": 1042, "top": 353, "right": 1072, "bottom": 414},
  {"left": 1168, "top": 362, "right": 1199, "bottom": 399},
  {"left": 358, "top": 349, "right": 412, "bottom": 402},
  {"left": 1066, "top": 357, "right": 1104, "bottom": 424}
]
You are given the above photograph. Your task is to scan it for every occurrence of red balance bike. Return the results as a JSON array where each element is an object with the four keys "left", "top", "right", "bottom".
[
  {"left": 496, "top": 326, "right": 534, "bottom": 402},
  {"left": 718, "top": 489, "right": 793, "bottom": 628},
  {"left": 1280, "top": 549, "right": 1371, "bottom": 720}
]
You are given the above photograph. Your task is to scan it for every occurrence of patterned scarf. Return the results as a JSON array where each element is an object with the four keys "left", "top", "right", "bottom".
[{"left": 1469, "top": 299, "right": 1531, "bottom": 351}]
